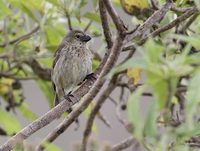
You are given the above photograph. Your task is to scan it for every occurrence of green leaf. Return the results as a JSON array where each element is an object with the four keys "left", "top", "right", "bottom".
[
  {"left": 83, "top": 12, "right": 101, "bottom": 23},
  {"left": 144, "top": 101, "right": 158, "bottom": 137},
  {"left": 127, "top": 87, "right": 144, "bottom": 139},
  {"left": 186, "top": 70, "right": 200, "bottom": 128},
  {"left": 146, "top": 69, "right": 178, "bottom": 108},
  {"left": 44, "top": 24, "right": 65, "bottom": 50},
  {"left": 0, "top": 109, "right": 21, "bottom": 135},
  {"left": 173, "top": 34, "right": 200, "bottom": 50},
  {"left": 20, "top": 2, "right": 39, "bottom": 22},
  {"left": 37, "top": 80, "right": 54, "bottom": 108},
  {"left": 144, "top": 39, "right": 164, "bottom": 64},
  {"left": 0, "top": 0, "right": 11, "bottom": 19},
  {"left": 107, "top": 58, "right": 147, "bottom": 79},
  {"left": 146, "top": 71, "right": 168, "bottom": 108},
  {"left": 38, "top": 57, "right": 53, "bottom": 68}
]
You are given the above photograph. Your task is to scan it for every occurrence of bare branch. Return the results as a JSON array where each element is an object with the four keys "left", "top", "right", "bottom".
[
  {"left": 81, "top": 78, "right": 116, "bottom": 151},
  {"left": 99, "top": 0, "right": 113, "bottom": 48},
  {"left": 125, "top": 1, "right": 173, "bottom": 42},
  {"left": 97, "top": 111, "right": 111, "bottom": 128},
  {"left": 171, "top": 5, "right": 194, "bottom": 13},
  {"left": 23, "top": 58, "right": 51, "bottom": 81},
  {"left": 150, "top": 7, "right": 198, "bottom": 38},
  {"left": 179, "top": 13, "right": 199, "bottom": 33},
  {"left": 111, "top": 136, "right": 135, "bottom": 151},
  {"left": 102, "top": 0, "right": 126, "bottom": 35},
  {"left": 84, "top": 20, "right": 93, "bottom": 32}
]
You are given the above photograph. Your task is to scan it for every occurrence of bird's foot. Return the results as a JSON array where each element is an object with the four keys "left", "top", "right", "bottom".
[
  {"left": 85, "top": 73, "right": 97, "bottom": 81},
  {"left": 64, "top": 91, "right": 74, "bottom": 102}
]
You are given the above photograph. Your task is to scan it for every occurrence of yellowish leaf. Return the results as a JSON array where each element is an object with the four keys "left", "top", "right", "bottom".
[
  {"left": 127, "top": 68, "right": 142, "bottom": 85},
  {"left": 0, "top": 78, "right": 14, "bottom": 95},
  {"left": 120, "top": 0, "right": 150, "bottom": 16},
  {"left": 171, "top": 96, "right": 178, "bottom": 105}
]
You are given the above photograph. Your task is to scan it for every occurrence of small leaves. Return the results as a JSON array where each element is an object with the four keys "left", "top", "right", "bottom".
[
  {"left": 144, "top": 101, "right": 158, "bottom": 137},
  {"left": 127, "top": 87, "right": 144, "bottom": 139},
  {"left": 83, "top": 12, "right": 101, "bottom": 23},
  {"left": 186, "top": 70, "right": 200, "bottom": 127},
  {"left": 0, "top": 0, "right": 11, "bottom": 19},
  {"left": 0, "top": 78, "right": 13, "bottom": 95},
  {"left": 0, "top": 109, "right": 21, "bottom": 135}
]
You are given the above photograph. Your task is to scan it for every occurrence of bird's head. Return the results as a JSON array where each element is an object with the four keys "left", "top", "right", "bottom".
[{"left": 64, "top": 30, "right": 91, "bottom": 46}]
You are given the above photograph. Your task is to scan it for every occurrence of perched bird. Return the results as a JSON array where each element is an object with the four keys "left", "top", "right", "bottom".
[{"left": 52, "top": 30, "right": 93, "bottom": 106}]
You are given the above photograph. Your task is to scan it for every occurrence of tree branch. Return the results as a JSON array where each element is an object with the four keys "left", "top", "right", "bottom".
[
  {"left": 81, "top": 77, "right": 116, "bottom": 151},
  {"left": 99, "top": 0, "right": 113, "bottom": 48},
  {"left": 150, "top": 7, "right": 198, "bottom": 38},
  {"left": 23, "top": 58, "right": 51, "bottom": 81},
  {"left": 102, "top": 0, "right": 126, "bottom": 34},
  {"left": 125, "top": 1, "right": 173, "bottom": 43},
  {"left": 111, "top": 136, "right": 135, "bottom": 151}
]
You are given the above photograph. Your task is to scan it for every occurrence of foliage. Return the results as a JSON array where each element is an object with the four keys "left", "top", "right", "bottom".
[{"left": 0, "top": 0, "right": 199, "bottom": 150}]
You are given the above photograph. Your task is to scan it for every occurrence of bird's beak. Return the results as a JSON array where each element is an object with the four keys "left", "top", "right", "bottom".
[{"left": 80, "top": 35, "right": 91, "bottom": 42}]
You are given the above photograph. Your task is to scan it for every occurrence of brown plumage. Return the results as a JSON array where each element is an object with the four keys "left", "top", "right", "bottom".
[{"left": 52, "top": 30, "right": 92, "bottom": 106}]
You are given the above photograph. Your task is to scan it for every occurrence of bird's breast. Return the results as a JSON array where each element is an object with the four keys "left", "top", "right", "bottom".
[{"left": 61, "top": 48, "right": 92, "bottom": 84}]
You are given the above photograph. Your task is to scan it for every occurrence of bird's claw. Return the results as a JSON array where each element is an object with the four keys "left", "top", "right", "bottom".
[
  {"left": 64, "top": 91, "right": 74, "bottom": 102},
  {"left": 85, "top": 73, "right": 97, "bottom": 82}
]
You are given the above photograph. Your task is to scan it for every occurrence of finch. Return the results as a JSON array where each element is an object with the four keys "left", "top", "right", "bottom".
[{"left": 52, "top": 30, "right": 92, "bottom": 106}]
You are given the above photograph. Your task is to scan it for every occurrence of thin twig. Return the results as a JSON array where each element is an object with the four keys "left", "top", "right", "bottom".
[
  {"left": 0, "top": 26, "right": 40, "bottom": 47},
  {"left": 179, "top": 13, "right": 199, "bottom": 33},
  {"left": 171, "top": 5, "right": 194, "bottom": 13},
  {"left": 81, "top": 78, "right": 116, "bottom": 151},
  {"left": 102, "top": 0, "right": 126, "bottom": 34},
  {"left": 111, "top": 136, "right": 135, "bottom": 151},
  {"left": 0, "top": 72, "right": 37, "bottom": 80},
  {"left": 65, "top": 10, "right": 72, "bottom": 30},
  {"left": 151, "top": 7, "right": 198, "bottom": 38},
  {"left": 84, "top": 20, "right": 93, "bottom": 32},
  {"left": 97, "top": 111, "right": 111, "bottom": 128},
  {"left": 99, "top": 0, "right": 113, "bottom": 49}
]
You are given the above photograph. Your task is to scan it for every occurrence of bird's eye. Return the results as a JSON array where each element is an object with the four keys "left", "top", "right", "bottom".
[{"left": 75, "top": 34, "right": 80, "bottom": 38}]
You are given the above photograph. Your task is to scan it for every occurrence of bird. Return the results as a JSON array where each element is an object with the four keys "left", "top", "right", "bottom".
[{"left": 51, "top": 30, "right": 93, "bottom": 106}]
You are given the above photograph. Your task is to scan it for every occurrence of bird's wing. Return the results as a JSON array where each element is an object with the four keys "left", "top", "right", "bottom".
[
  {"left": 52, "top": 42, "right": 66, "bottom": 106},
  {"left": 52, "top": 42, "right": 66, "bottom": 91},
  {"left": 52, "top": 42, "right": 66, "bottom": 69}
]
